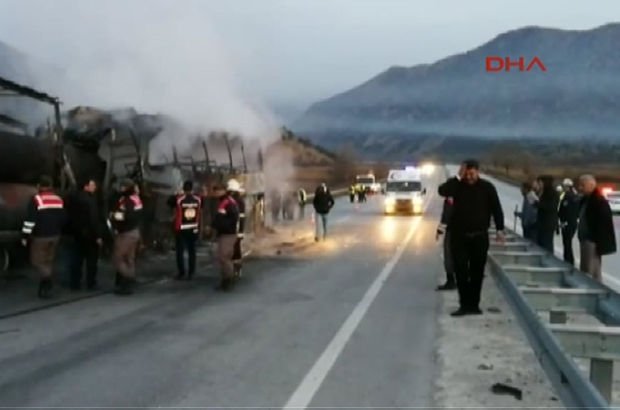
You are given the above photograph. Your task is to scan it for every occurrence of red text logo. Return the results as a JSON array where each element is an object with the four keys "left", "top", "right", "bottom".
[{"left": 485, "top": 56, "right": 547, "bottom": 72}]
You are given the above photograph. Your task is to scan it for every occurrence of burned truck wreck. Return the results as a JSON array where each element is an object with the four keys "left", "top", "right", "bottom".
[{"left": 0, "top": 75, "right": 266, "bottom": 271}]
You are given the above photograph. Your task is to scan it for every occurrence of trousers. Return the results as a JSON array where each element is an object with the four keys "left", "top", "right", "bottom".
[
  {"left": 70, "top": 237, "right": 99, "bottom": 288},
  {"left": 176, "top": 231, "right": 197, "bottom": 277},
  {"left": 113, "top": 229, "right": 140, "bottom": 278},
  {"left": 217, "top": 234, "right": 237, "bottom": 279},
  {"left": 315, "top": 213, "right": 328, "bottom": 239},
  {"left": 30, "top": 236, "right": 60, "bottom": 279},
  {"left": 443, "top": 230, "right": 455, "bottom": 284},
  {"left": 561, "top": 224, "right": 576, "bottom": 265},
  {"left": 580, "top": 240, "right": 602, "bottom": 282},
  {"left": 450, "top": 232, "right": 490, "bottom": 310}
]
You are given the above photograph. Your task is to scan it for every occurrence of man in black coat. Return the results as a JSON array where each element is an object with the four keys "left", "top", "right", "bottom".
[
  {"left": 577, "top": 175, "right": 616, "bottom": 282},
  {"left": 67, "top": 178, "right": 103, "bottom": 290},
  {"left": 535, "top": 175, "right": 559, "bottom": 252},
  {"left": 312, "top": 183, "right": 335, "bottom": 241},
  {"left": 558, "top": 178, "right": 580, "bottom": 265},
  {"left": 438, "top": 159, "right": 505, "bottom": 317}
]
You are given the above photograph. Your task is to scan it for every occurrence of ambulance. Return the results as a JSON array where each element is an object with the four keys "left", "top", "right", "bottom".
[{"left": 383, "top": 167, "right": 426, "bottom": 215}]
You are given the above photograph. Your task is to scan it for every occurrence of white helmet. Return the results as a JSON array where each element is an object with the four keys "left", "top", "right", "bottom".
[
  {"left": 562, "top": 178, "right": 573, "bottom": 187},
  {"left": 227, "top": 178, "right": 241, "bottom": 192}
]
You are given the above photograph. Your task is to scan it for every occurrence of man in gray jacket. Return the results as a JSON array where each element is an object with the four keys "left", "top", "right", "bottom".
[{"left": 515, "top": 181, "right": 538, "bottom": 242}]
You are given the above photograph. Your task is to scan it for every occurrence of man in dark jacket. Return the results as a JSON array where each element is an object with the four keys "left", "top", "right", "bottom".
[
  {"left": 577, "top": 175, "right": 616, "bottom": 282},
  {"left": 535, "top": 175, "right": 559, "bottom": 252},
  {"left": 109, "top": 179, "right": 143, "bottom": 295},
  {"left": 212, "top": 180, "right": 240, "bottom": 291},
  {"left": 435, "top": 163, "right": 465, "bottom": 291},
  {"left": 558, "top": 178, "right": 580, "bottom": 265},
  {"left": 21, "top": 175, "right": 66, "bottom": 298},
  {"left": 68, "top": 178, "right": 103, "bottom": 290},
  {"left": 230, "top": 184, "right": 246, "bottom": 278},
  {"left": 312, "top": 183, "right": 335, "bottom": 241},
  {"left": 438, "top": 159, "right": 504, "bottom": 317}
]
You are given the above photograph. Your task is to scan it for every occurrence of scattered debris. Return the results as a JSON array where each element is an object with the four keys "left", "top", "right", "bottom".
[
  {"left": 487, "top": 306, "right": 502, "bottom": 313},
  {"left": 491, "top": 383, "right": 523, "bottom": 401},
  {"left": 478, "top": 363, "right": 494, "bottom": 371}
]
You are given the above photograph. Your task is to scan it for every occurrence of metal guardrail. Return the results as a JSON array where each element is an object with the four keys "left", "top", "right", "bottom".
[{"left": 488, "top": 232, "right": 618, "bottom": 408}]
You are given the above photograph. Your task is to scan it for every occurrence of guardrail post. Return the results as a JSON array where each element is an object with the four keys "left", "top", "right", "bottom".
[
  {"left": 549, "top": 310, "right": 567, "bottom": 324},
  {"left": 590, "top": 358, "right": 613, "bottom": 404}
]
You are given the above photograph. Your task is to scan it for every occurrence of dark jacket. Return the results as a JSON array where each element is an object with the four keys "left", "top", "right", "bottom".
[
  {"left": 21, "top": 190, "right": 67, "bottom": 239},
  {"left": 313, "top": 186, "right": 335, "bottom": 215},
  {"left": 437, "top": 177, "right": 504, "bottom": 234},
  {"left": 537, "top": 181, "right": 560, "bottom": 233},
  {"left": 232, "top": 192, "right": 246, "bottom": 238},
  {"left": 212, "top": 194, "right": 239, "bottom": 236},
  {"left": 110, "top": 192, "right": 143, "bottom": 234},
  {"left": 558, "top": 189, "right": 579, "bottom": 227},
  {"left": 67, "top": 190, "right": 102, "bottom": 240},
  {"left": 578, "top": 188, "right": 616, "bottom": 256}
]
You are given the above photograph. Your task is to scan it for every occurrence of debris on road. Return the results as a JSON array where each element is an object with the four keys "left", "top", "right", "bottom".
[{"left": 491, "top": 382, "right": 523, "bottom": 400}]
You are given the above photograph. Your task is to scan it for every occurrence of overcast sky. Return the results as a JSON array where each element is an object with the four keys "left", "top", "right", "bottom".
[{"left": 1, "top": 0, "right": 619, "bottom": 114}]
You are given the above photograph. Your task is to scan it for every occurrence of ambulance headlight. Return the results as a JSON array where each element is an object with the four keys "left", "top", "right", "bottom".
[
  {"left": 412, "top": 196, "right": 423, "bottom": 205},
  {"left": 384, "top": 197, "right": 396, "bottom": 206}
]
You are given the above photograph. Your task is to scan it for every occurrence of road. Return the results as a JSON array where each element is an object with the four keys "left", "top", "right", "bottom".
[{"left": 0, "top": 173, "right": 444, "bottom": 408}]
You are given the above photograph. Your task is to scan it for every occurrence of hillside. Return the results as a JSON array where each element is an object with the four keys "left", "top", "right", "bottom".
[{"left": 294, "top": 23, "right": 620, "bottom": 158}]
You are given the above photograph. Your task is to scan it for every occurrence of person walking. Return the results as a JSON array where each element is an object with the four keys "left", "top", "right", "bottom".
[
  {"left": 67, "top": 178, "right": 103, "bottom": 290},
  {"left": 515, "top": 181, "right": 539, "bottom": 242},
  {"left": 109, "top": 179, "right": 143, "bottom": 295},
  {"left": 558, "top": 178, "right": 580, "bottom": 265},
  {"left": 168, "top": 180, "right": 202, "bottom": 281},
  {"left": 435, "top": 163, "right": 466, "bottom": 291},
  {"left": 230, "top": 181, "right": 246, "bottom": 278},
  {"left": 21, "top": 175, "right": 66, "bottom": 299},
  {"left": 349, "top": 184, "right": 356, "bottom": 203},
  {"left": 577, "top": 175, "right": 616, "bottom": 282},
  {"left": 535, "top": 175, "right": 559, "bottom": 252},
  {"left": 438, "top": 159, "right": 505, "bottom": 317},
  {"left": 212, "top": 180, "right": 240, "bottom": 291},
  {"left": 298, "top": 188, "right": 307, "bottom": 220},
  {"left": 312, "top": 183, "right": 335, "bottom": 241}
]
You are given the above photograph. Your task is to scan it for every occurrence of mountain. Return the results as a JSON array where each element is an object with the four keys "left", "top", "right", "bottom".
[{"left": 293, "top": 23, "right": 620, "bottom": 158}]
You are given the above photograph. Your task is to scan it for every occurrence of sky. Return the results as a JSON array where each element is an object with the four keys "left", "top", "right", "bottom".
[{"left": 0, "top": 0, "right": 619, "bottom": 120}]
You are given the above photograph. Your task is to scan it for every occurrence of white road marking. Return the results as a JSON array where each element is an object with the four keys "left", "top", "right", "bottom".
[{"left": 282, "top": 194, "right": 435, "bottom": 410}]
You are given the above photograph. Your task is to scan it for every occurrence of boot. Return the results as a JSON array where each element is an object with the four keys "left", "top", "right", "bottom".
[
  {"left": 233, "top": 263, "right": 242, "bottom": 279},
  {"left": 114, "top": 275, "right": 134, "bottom": 296},
  {"left": 215, "top": 278, "right": 234, "bottom": 292},
  {"left": 436, "top": 281, "right": 457, "bottom": 291},
  {"left": 115, "top": 272, "right": 121, "bottom": 287}
]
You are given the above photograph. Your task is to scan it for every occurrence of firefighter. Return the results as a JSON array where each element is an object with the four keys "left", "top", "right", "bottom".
[
  {"left": 109, "top": 179, "right": 143, "bottom": 295},
  {"left": 298, "top": 187, "right": 307, "bottom": 219},
  {"left": 21, "top": 175, "right": 66, "bottom": 299},
  {"left": 230, "top": 182, "right": 246, "bottom": 278},
  {"left": 212, "top": 180, "right": 240, "bottom": 291},
  {"left": 168, "top": 180, "right": 202, "bottom": 280},
  {"left": 349, "top": 184, "right": 356, "bottom": 203}
]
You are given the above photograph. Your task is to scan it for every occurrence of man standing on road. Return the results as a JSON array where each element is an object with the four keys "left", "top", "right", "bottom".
[
  {"left": 515, "top": 181, "right": 538, "bottom": 242},
  {"left": 168, "top": 180, "right": 202, "bottom": 281},
  {"left": 313, "top": 182, "right": 335, "bottom": 241},
  {"left": 577, "top": 175, "right": 616, "bottom": 282},
  {"left": 109, "top": 179, "right": 143, "bottom": 295},
  {"left": 435, "top": 163, "right": 465, "bottom": 291},
  {"left": 211, "top": 181, "right": 240, "bottom": 291},
  {"left": 438, "top": 159, "right": 505, "bottom": 317},
  {"left": 230, "top": 182, "right": 246, "bottom": 278},
  {"left": 298, "top": 187, "right": 307, "bottom": 220},
  {"left": 558, "top": 178, "right": 580, "bottom": 265},
  {"left": 535, "top": 175, "right": 560, "bottom": 252},
  {"left": 21, "top": 175, "right": 66, "bottom": 299},
  {"left": 67, "top": 178, "right": 103, "bottom": 291}
]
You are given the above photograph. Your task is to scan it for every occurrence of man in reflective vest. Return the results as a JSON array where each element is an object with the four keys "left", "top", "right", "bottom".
[
  {"left": 229, "top": 180, "right": 245, "bottom": 278},
  {"left": 109, "top": 179, "right": 143, "bottom": 295},
  {"left": 21, "top": 175, "right": 66, "bottom": 299},
  {"left": 168, "top": 180, "right": 202, "bottom": 280}
]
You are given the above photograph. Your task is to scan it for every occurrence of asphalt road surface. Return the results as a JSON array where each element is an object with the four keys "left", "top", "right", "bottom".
[
  {"left": 0, "top": 173, "right": 444, "bottom": 408},
  {"left": 446, "top": 165, "right": 620, "bottom": 291}
]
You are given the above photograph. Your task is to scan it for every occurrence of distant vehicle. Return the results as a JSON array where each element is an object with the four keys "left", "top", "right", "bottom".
[
  {"left": 604, "top": 190, "right": 620, "bottom": 214},
  {"left": 355, "top": 173, "right": 381, "bottom": 194},
  {"left": 383, "top": 168, "right": 426, "bottom": 215}
]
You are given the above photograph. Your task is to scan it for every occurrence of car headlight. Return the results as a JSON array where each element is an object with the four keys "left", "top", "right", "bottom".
[
  {"left": 384, "top": 197, "right": 396, "bottom": 206},
  {"left": 412, "top": 196, "right": 423, "bottom": 204}
]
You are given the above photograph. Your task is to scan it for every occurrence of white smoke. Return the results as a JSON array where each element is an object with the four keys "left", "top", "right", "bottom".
[{"left": 0, "top": 0, "right": 279, "bottom": 163}]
